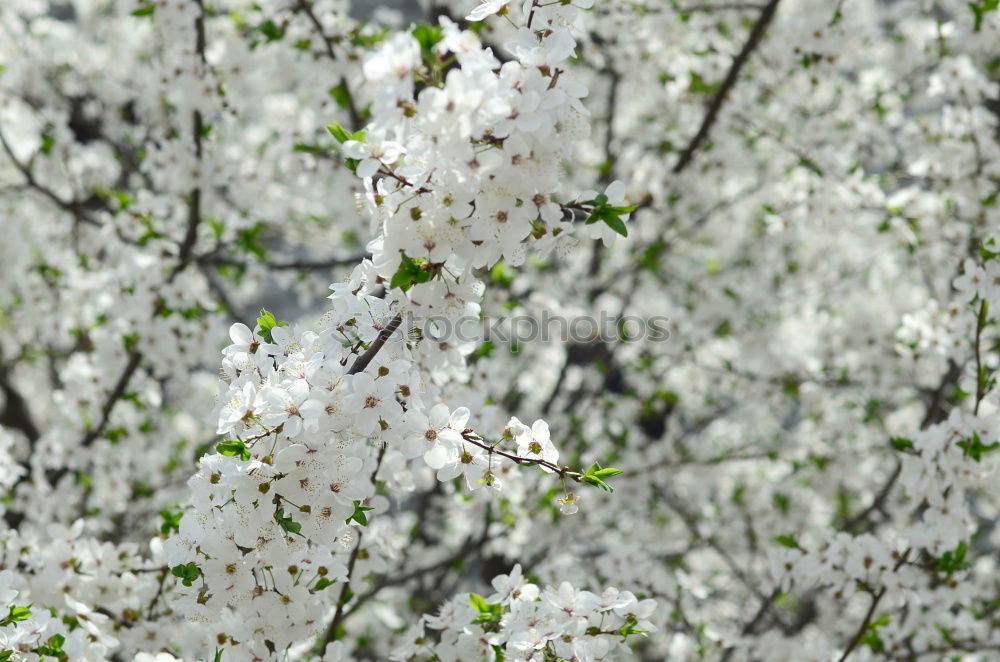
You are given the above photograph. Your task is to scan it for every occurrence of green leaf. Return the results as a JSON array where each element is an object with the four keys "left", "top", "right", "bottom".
[
  {"left": 936, "top": 541, "right": 971, "bottom": 577},
  {"left": 969, "top": 0, "right": 1000, "bottom": 30},
  {"left": 889, "top": 437, "right": 915, "bottom": 452},
  {"left": 598, "top": 209, "right": 629, "bottom": 237},
  {"left": 981, "top": 237, "right": 999, "bottom": 261},
  {"left": 390, "top": 252, "right": 434, "bottom": 291},
  {"left": 491, "top": 260, "right": 514, "bottom": 287},
  {"left": 326, "top": 122, "right": 353, "bottom": 144},
  {"left": 208, "top": 217, "right": 225, "bottom": 239},
  {"left": 469, "top": 592, "right": 489, "bottom": 612},
  {"left": 689, "top": 71, "right": 720, "bottom": 95},
  {"left": 859, "top": 613, "right": 889, "bottom": 652},
  {"left": 237, "top": 221, "right": 268, "bottom": 260},
  {"left": 351, "top": 27, "right": 390, "bottom": 47},
  {"left": 131, "top": 6, "right": 155, "bottom": 17},
  {"left": 582, "top": 197, "right": 631, "bottom": 238},
  {"left": 775, "top": 534, "right": 800, "bottom": 549},
  {"left": 346, "top": 500, "right": 375, "bottom": 526},
  {"left": 412, "top": 23, "right": 445, "bottom": 62},
  {"left": 40, "top": 133, "right": 55, "bottom": 155},
  {"left": 0, "top": 604, "right": 32, "bottom": 627},
  {"left": 583, "top": 462, "right": 621, "bottom": 492},
  {"left": 275, "top": 508, "right": 303, "bottom": 535},
  {"left": 255, "top": 308, "right": 288, "bottom": 343},
  {"left": 469, "top": 593, "right": 504, "bottom": 624},
  {"left": 216, "top": 440, "right": 251, "bottom": 461},
  {"left": 314, "top": 577, "right": 335, "bottom": 591},
  {"left": 158, "top": 507, "right": 184, "bottom": 534},
  {"left": 328, "top": 82, "right": 352, "bottom": 110},
  {"left": 618, "top": 613, "right": 649, "bottom": 637},
  {"left": 122, "top": 332, "right": 141, "bottom": 352},
  {"left": 773, "top": 491, "right": 791, "bottom": 514},
  {"left": 259, "top": 19, "right": 285, "bottom": 42},
  {"left": 957, "top": 431, "right": 1000, "bottom": 462},
  {"left": 36, "top": 633, "right": 67, "bottom": 658},
  {"left": 170, "top": 562, "right": 201, "bottom": 587}
]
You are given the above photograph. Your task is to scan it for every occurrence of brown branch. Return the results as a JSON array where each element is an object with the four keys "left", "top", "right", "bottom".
[
  {"left": 837, "top": 588, "right": 886, "bottom": 662},
  {"left": 340, "top": 519, "right": 491, "bottom": 622},
  {"left": 321, "top": 442, "right": 387, "bottom": 652},
  {"left": 837, "top": 550, "right": 911, "bottom": 662},
  {"left": 295, "top": 0, "right": 363, "bottom": 128},
  {"left": 973, "top": 300, "right": 988, "bottom": 415},
  {"left": 171, "top": 2, "right": 207, "bottom": 282},
  {"left": 672, "top": 0, "right": 781, "bottom": 173},
  {"left": 82, "top": 351, "right": 144, "bottom": 449},
  {"left": 347, "top": 314, "right": 403, "bottom": 375},
  {"left": 838, "top": 462, "right": 901, "bottom": 533},
  {"left": 458, "top": 430, "right": 576, "bottom": 479},
  {"left": 0, "top": 368, "right": 40, "bottom": 444},
  {"left": 679, "top": 2, "right": 766, "bottom": 10},
  {"left": 0, "top": 127, "right": 104, "bottom": 230},
  {"left": 197, "top": 252, "right": 368, "bottom": 272},
  {"left": 838, "top": 549, "right": 910, "bottom": 662},
  {"left": 199, "top": 264, "right": 249, "bottom": 324},
  {"left": 146, "top": 567, "right": 169, "bottom": 619}
]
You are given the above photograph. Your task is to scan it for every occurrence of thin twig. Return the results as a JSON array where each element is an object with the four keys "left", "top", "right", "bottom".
[
  {"left": 320, "top": 443, "right": 387, "bottom": 652},
  {"left": 837, "top": 549, "right": 911, "bottom": 662},
  {"left": 672, "top": 0, "right": 781, "bottom": 173}
]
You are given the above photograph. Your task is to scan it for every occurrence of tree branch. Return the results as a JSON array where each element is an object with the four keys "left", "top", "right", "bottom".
[
  {"left": 347, "top": 314, "right": 403, "bottom": 375},
  {"left": 321, "top": 442, "right": 387, "bottom": 652},
  {"left": 672, "top": 0, "right": 781, "bottom": 173}
]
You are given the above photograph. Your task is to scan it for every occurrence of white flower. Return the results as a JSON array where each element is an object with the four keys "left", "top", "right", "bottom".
[
  {"left": 515, "top": 419, "right": 559, "bottom": 470},
  {"left": 343, "top": 130, "right": 406, "bottom": 179},
  {"left": 343, "top": 372, "right": 400, "bottom": 434},
  {"left": 436, "top": 443, "right": 489, "bottom": 489},
  {"left": 259, "top": 379, "right": 324, "bottom": 437},
  {"left": 487, "top": 564, "right": 539, "bottom": 605},
  {"left": 467, "top": 1, "right": 508, "bottom": 22},
  {"left": 217, "top": 379, "right": 264, "bottom": 435}
]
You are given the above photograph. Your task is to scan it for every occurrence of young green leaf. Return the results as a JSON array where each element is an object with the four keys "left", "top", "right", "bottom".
[
  {"left": 275, "top": 508, "right": 303, "bottom": 535},
  {"left": 216, "top": 440, "right": 251, "bottom": 461}
]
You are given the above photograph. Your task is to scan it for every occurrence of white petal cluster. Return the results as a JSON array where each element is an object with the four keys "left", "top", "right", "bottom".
[{"left": 392, "top": 565, "right": 656, "bottom": 661}]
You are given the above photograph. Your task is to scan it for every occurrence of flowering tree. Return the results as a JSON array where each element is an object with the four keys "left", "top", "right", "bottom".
[{"left": 0, "top": 0, "right": 998, "bottom": 660}]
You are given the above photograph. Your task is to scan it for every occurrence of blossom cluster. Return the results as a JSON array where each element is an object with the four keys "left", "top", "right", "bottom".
[
  {"left": 160, "top": 2, "right": 642, "bottom": 659},
  {"left": 392, "top": 564, "right": 655, "bottom": 661},
  {"left": 0, "top": 0, "right": 998, "bottom": 660}
]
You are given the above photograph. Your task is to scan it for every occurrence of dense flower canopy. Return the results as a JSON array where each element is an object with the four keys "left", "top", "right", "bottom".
[{"left": 0, "top": 0, "right": 998, "bottom": 660}]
